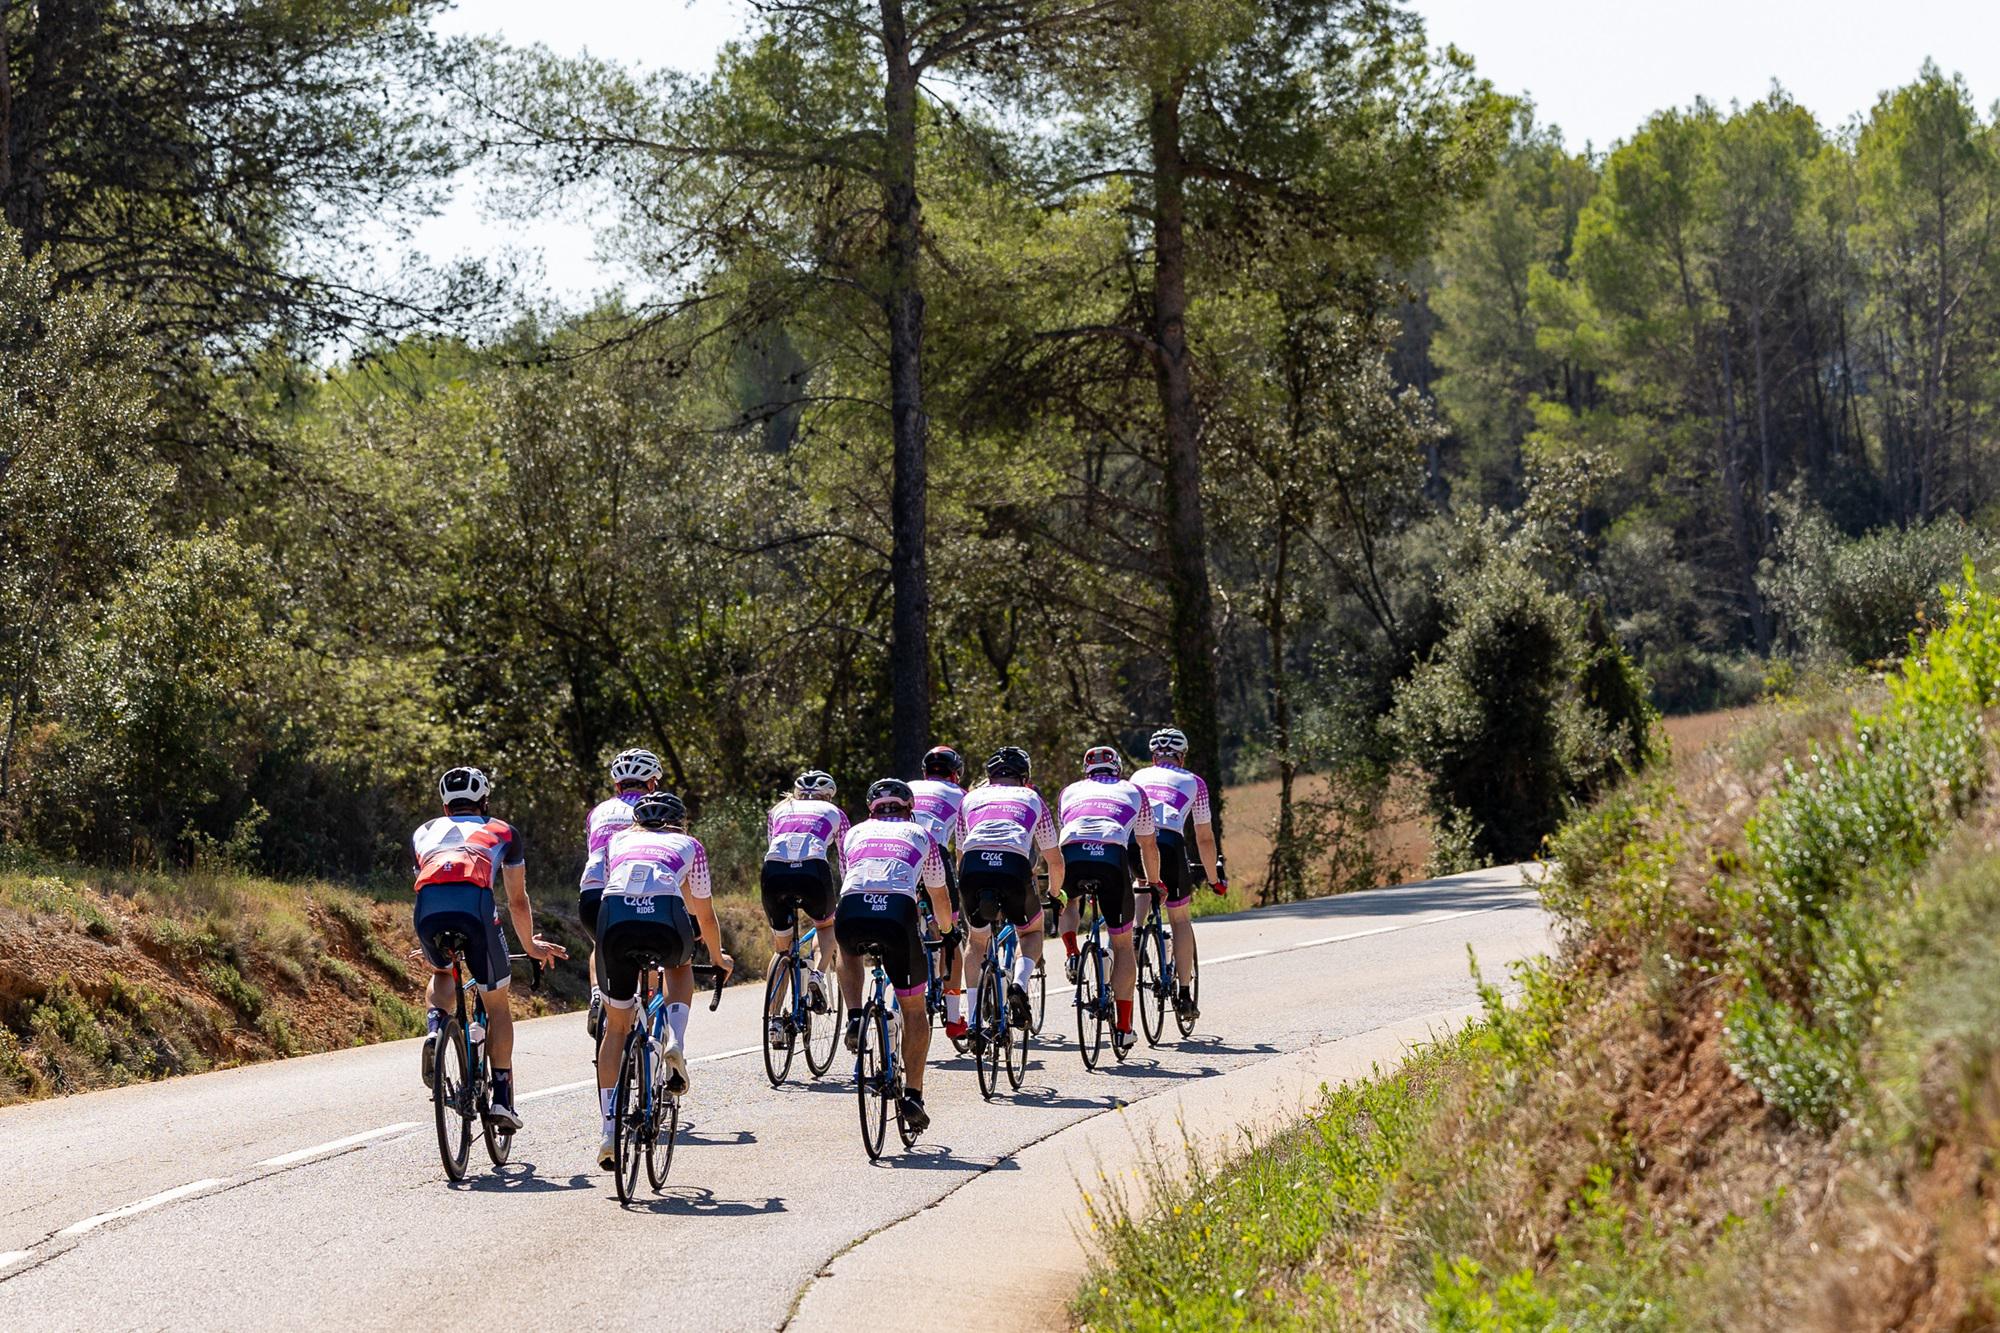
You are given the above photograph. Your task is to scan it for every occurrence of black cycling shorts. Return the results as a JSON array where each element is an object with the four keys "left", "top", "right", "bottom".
[
  {"left": 415, "top": 883, "right": 510, "bottom": 992},
  {"left": 834, "top": 892, "right": 927, "bottom": 994},
  {"left": 760, "top": 860, "right": 837, "bottom": 931},
  {"left": 577, "top": 886, "right": 603, "bottom": 935},
  {"left": 958, "top": 849, "right": 1038, "bottom": 929},
  {"left": 596, "top": 893, "right": 696, "bottom": 1009},
  {"left": 1129, "top": 829, "right": 1191, "bottom": 903},
  {"left": 1062, "top": 843, "right": 1135, "bottom": 931}
]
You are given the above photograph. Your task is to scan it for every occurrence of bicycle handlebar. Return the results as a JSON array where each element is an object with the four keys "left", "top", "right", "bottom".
[
  {"left": 505, "top": 953, "right": 546, "bottom": 992},
  {"left": 691, "top": 962, "right": 728, "bottom": 1011}
]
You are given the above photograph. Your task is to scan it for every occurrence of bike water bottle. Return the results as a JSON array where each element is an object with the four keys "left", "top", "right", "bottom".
[
  {"left": 887, "top": 1001, "right": 903, "bottom": 1056},
  {"left": 467, "top": 1018, "right": 486, "bottom": 1046}
]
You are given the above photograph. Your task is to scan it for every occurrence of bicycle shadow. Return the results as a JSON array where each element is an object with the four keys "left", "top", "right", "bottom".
[
  {"left": 619, "top": 1186, "right": 788, "bottom": 1217},
  {"left": 1010, "top": 1085, "right": 1124, "bottom": 1111},
  {"left": 451, "top": 1162, "right": 597, "bottom": 1194},
  {"left": 878, "top": 1143, "right": 1024, "bottom": 1172},
  {"left": 1171, "top": 1037, "right": 1279, "bottom": 1057},
  {"left": 1102, "top": 1061, "right": 1218, "bottom": 1081},
  {"left": 676, "top": 1125, "right": 757, "bottom": 1148}
]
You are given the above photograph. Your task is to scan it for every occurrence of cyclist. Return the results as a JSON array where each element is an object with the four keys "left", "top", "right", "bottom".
[
  {"left": 1056, "top": 746, "right": 1162, "bottom": 1059},
  {"left": 761, "top": 769, "right": 850, "bottom": 1049},
  {"left": 1130, "top": 727, "right": 1227, "bottom": 1021},
  {"left": 833, "top": 778, "right": 955, "bottom": 1135},
  {"left": 958, "top": 746, "right": 1065, "bottom": 1035},
  {"left": 592, "top": 790, "right": 734, "bottom": 1171},
  {"left": 909, "top": 745, "right": 970, "bottom": 1040},
  {"left": 414, "top": 766, "right": 567, "bottom": 1132},
  {"left": 580, "top": 748, "right": 664, "bottom": 1033}
]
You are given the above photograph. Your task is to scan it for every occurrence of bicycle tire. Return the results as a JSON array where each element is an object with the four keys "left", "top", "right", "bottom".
[
  {"left": 1075, "top": 944, "right": 1106, "bottom": 1070},
  {"left": 646, "top": 1092, "right": 679, "bottom": 1191},
  {"left": 857, "top": 1000, "right": 890, "bottom": 1161},
  {"left": 804, "top": 973, "right": 842, "bottom": 1077},
  {"left": 432, "top": 1018, "right": 472, "bottom": 1181},
  {"left": 481, "top": 1092, "right": 514, "bottom": 1167},
  {"left": 1006, "top": 970, "right": 1030, "bottom": 1091},
  {"left": 613, "top": 1031, "right": 646, "bottom": 1204},
  {"left": 762, "top": 958, "right": 796, "bottom": 1088},
  {"left": 1032, "top": 955, "right": 1046, "bottom": 1034},
  {"left": 1175, "top": 929, "right": 1201, "bottom": 1038},
  {"left": 1136, "top": 929, "right": 1166, "bottom": 1047},
  {"left": 974, "top": 962, "right": 1002, "bottom": 1101}
]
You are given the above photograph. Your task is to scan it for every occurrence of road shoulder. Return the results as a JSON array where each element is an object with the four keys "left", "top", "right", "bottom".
[{"left": 785, "top": 1003, "right": 1483, "bottom": 1332}]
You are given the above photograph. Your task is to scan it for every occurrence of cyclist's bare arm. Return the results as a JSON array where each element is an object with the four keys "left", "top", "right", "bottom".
[
  {"left": 501, "top": 863, "right": 568, "bottom": 964},
  {"left": 1195, "top": 821, "right": 1220, "bottom": 881},
  {"left": 687, "top": 892, "right": 734, "bottom": 980},
  {"left": 1138, "top": 831, "right": 1163, "bottom": 884}
]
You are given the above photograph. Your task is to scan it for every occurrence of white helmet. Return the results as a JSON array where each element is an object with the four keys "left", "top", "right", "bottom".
[
  {"left": 1148, "top": 727, "right": 1189, "bottom": 757},
  {"left": 794, "top": 770, "right": 837, "bottom": 801},
  {"left": 609, "top": 748, "right": 663, "bottom": 786},
  {"left": 438, "top": 766, "right": 491, "bottom": 807}
]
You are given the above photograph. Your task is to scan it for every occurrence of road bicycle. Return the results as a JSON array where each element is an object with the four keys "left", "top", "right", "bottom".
[
  {"left": 425, "top": 940, "right": 542, "bottom": 1182},
  {"left": 1133, "top": 888, "right": 1200, "bottom": 1045},
  {"left": 762, "top": 920, "right": 842, "bottom": 1087},
  {"left": 969, "top": 920, "right": 1033, "bottom": 1098},
  {"left": 611, "top": 952, "right": 727, "bottom": 1204},
  {"left": 851, "top": 944, "right": 924, "bottom": 1161},
  {"left": 1070, "top": 891, "right": 1122, "bottom": 1069}
]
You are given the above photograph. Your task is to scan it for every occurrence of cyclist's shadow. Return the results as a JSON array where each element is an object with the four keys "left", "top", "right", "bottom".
[
  {"left": 453, "top": 1162, "right": 597, "bottom": 1194},
  {"left": 619, "top": 1186, "right": 787, "bottom": 1217},
  {"left": 676, "top": 1122, "right": 758, "bottom": 1148},
  {"left": 877, "top": 1143, "right": 1023, "bottom": 1172}
]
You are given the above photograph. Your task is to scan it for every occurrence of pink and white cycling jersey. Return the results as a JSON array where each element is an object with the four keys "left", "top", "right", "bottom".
[
  {"left": 1057, "top": 776, "right": 1157, "bottom": 846},
  {"left": 908, "top": 779, "right": 966, "bottom": 852},
  {"left": 579, "top": 792, "right": 642, "bottom": 893},
  {"left": 765, "top": 798, "right": 850, "bottom": 866},
  {"left": 1129, "top": 764, "right": 1212, "bottom": 836},
  {"left": 959, "top": 784, "right": 1059, "bottom": 860},
  {"left": 605, "top": 826, "right": 712, "bottom": 900},
  {"left": 839, "top": 818, "right": 947, "bottom": 900}
]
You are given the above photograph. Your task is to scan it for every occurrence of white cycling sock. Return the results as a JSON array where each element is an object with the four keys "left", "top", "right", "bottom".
[
  {"left": 666, "top": 1002, "right": 690, "bottom": 1050},
  {"left": 1012, "top": 953, "right": 1035, "bottom": 989},
  {"left": 598, "top": 1087, "right": 615, "bottom": 1130},
  {"left": 945, "top": 991, "right": 962, "bottom": 1022}
]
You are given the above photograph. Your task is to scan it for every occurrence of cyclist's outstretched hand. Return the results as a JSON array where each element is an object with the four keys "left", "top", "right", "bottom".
[{"left": 525, "top": 934, "right": 569, "bottom": 964}]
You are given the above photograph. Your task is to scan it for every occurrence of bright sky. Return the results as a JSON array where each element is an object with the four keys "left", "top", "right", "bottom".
[{"left": 413, "top": 0, "right": 2000, "bottom": 303}]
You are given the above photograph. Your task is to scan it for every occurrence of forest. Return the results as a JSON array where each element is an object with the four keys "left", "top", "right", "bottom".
[{"left": 1, "top": 0, "right": 1993, "bottom": 902}]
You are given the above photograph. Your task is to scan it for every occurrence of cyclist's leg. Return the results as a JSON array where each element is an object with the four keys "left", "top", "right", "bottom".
[
  {"left": 1156, "top": 831, "right": 1196, "bottom": 985},
  {"left": 595, "top": 901, "right": 646, "bottom": 1117},
  {"left": 413, "top": 885, "right": 478, "bottom": 1017},
  {"left": 883, "top": 897, "right": 931, "bottom": 1093},
  {"left": 804, "top": 861, "right": 839, "bottom": 976},
  {"left": 760, "top": 863, "right": 799, "bottom": 1022},
  {"left": 1127, "top": 833, "right": 1154, "bottom": 932},
  {"left": 1099, "top": 865, "right": 1139, "bottom": 1015},
  {"left": 1000, "top": 862, "right": 1041, "bottom": 990},
  {"left": 657, "top": 897, "right": 698, "bottom": 1057},
  {"left": 578, "top": 886, "right": 604, "bottom": 1001},
  {"left": 941, "top": 856, "right": 965, "bottom": 1028},
  {"left": 831, "top": 895, "right": 873, "bottom": 1011}
]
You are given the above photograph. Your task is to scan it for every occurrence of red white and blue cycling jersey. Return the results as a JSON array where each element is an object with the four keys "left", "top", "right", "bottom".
[
  {"left": 764, "top": 798, "right": 850, "bottom": 867},
  {"left": 1129, "top": 764, "right": 1213, "bottom": 836},
  {"left": 908, "top": 778, "right": 966, "bottom": 853},
  {"left": 605, "top": 826, "right": 712, "bottom": 900},
  {"left": 1057, "top": 776, "right": 1157, "bottom": 847},
  {"left": 412, "top": 813, "right": 525, "bottom": 892},
  {"left": 959, "top": 784, "right": 1059, "bottom": 860},
  {"left": 839, "top": 818, "right": 947, "bottom": 900},
  {"left": 580, "top": 792, "right": 642, "bottom": 893}
]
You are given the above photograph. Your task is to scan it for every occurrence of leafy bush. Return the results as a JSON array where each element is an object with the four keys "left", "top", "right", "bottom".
[
  {"left": 1761, "top": 503, "right": 1993, "bottom": 664},
  {"left": 1389, "top": 541, "right": 1652, "bottom": 864}
]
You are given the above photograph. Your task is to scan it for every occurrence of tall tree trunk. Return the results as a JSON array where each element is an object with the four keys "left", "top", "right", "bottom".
[
  {"left": 880, "top": 0, "right": 930, "bottom": 776},
  {"left": 1264, "top": 514, "right": 1294, "bottom": 904},
  {"left": 1718, "top": 330, "right": 1772, "bottom": 649},
  {"left": 1146, "top": 76, "right": 1223, "bottom": 830}
]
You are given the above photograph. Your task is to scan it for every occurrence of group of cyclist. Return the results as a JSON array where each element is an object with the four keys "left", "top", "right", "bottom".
[{"left": 407, "top": 727, "right": 1225, "bottom": 1162}]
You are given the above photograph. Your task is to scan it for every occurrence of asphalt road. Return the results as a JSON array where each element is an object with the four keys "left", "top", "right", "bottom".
[{"left": 0, "top": 865, "right": 1548, "bottom": 1330}]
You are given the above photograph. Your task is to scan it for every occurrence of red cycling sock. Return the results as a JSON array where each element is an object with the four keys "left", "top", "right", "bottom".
[
  {"left": 1115, "top": 1000, "right": 1133, "bottom": 1032},
  {"left": 1062, "top": 931, "right": 1078, "bottom": 956}
]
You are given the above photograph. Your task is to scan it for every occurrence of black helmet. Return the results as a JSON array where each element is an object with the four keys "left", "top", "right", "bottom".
[
  {"left": 633, "top": 791, "right": 687, "bottom": 830},
  {"left": 922, "top": 745, "right": 964, "bottom": 782},
  {"left": 985, "top": 746, "right": 1032, "bottom": 781},
  {"left": 866, "top": 778, "right": 915, "bottom": 815}
]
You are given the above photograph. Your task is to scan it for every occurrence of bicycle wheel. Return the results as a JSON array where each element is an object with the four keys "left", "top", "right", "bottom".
[
  {"left": 1175, "top": 929, "right": 1201, "bottom": 1038},
  {"left": 762, "top": 958, "right": 797, "bottom": 1088},
  {"left": 856, "top": 1000, "right": 890, "bottom": 1161},
  {"left": 432, "top": 1018, "right": 472, "bottom": 1181},
  {"left": 1074, "top": 944, "right": 1106, "bottom": 1070},
  {"left": 804, "top": 972, "right": 842, "bottom": 1077},
  {"left": 1006, "top": 971, "right": 1030, "bottom": 1091},
  {"left": 1136, "top": 930, "right": 1166, "bottom": 1046},
  {"left": 646, "top": 1092, "right": 679, "bottom": 1191},
  {"left": 481, "top": 1071, "right": 514, "bottom": 1167},
  {"left": 613, "top": 1032, "right": 646, "bottom": 1204},
  {"left": 974, "top": 963, "right": 1002, "bottom": 1101},
  {"left": 1032, "top": 955, "right": 1046, "bottom": 1034}
]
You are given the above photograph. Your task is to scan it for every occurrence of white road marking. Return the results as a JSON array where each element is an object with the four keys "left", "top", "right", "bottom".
[
  {"left": 1205, "top": 902, "right": 1522, "bottom": 966},
  {"left": 0, "top": 1251, "right": 30, "bottom": 1269},
  {"left": 256, "top": 1123, "right": 418, "bottom": 1168},
  {"left": 59, "top": 1179, "right": 226, "bottom": 1237},
  {"left": 693, "top": 1043, "right": 758, "bottom": 1064},
  {"left": 518, "top": 1079, "right": 593, "bottom": 1103}
]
